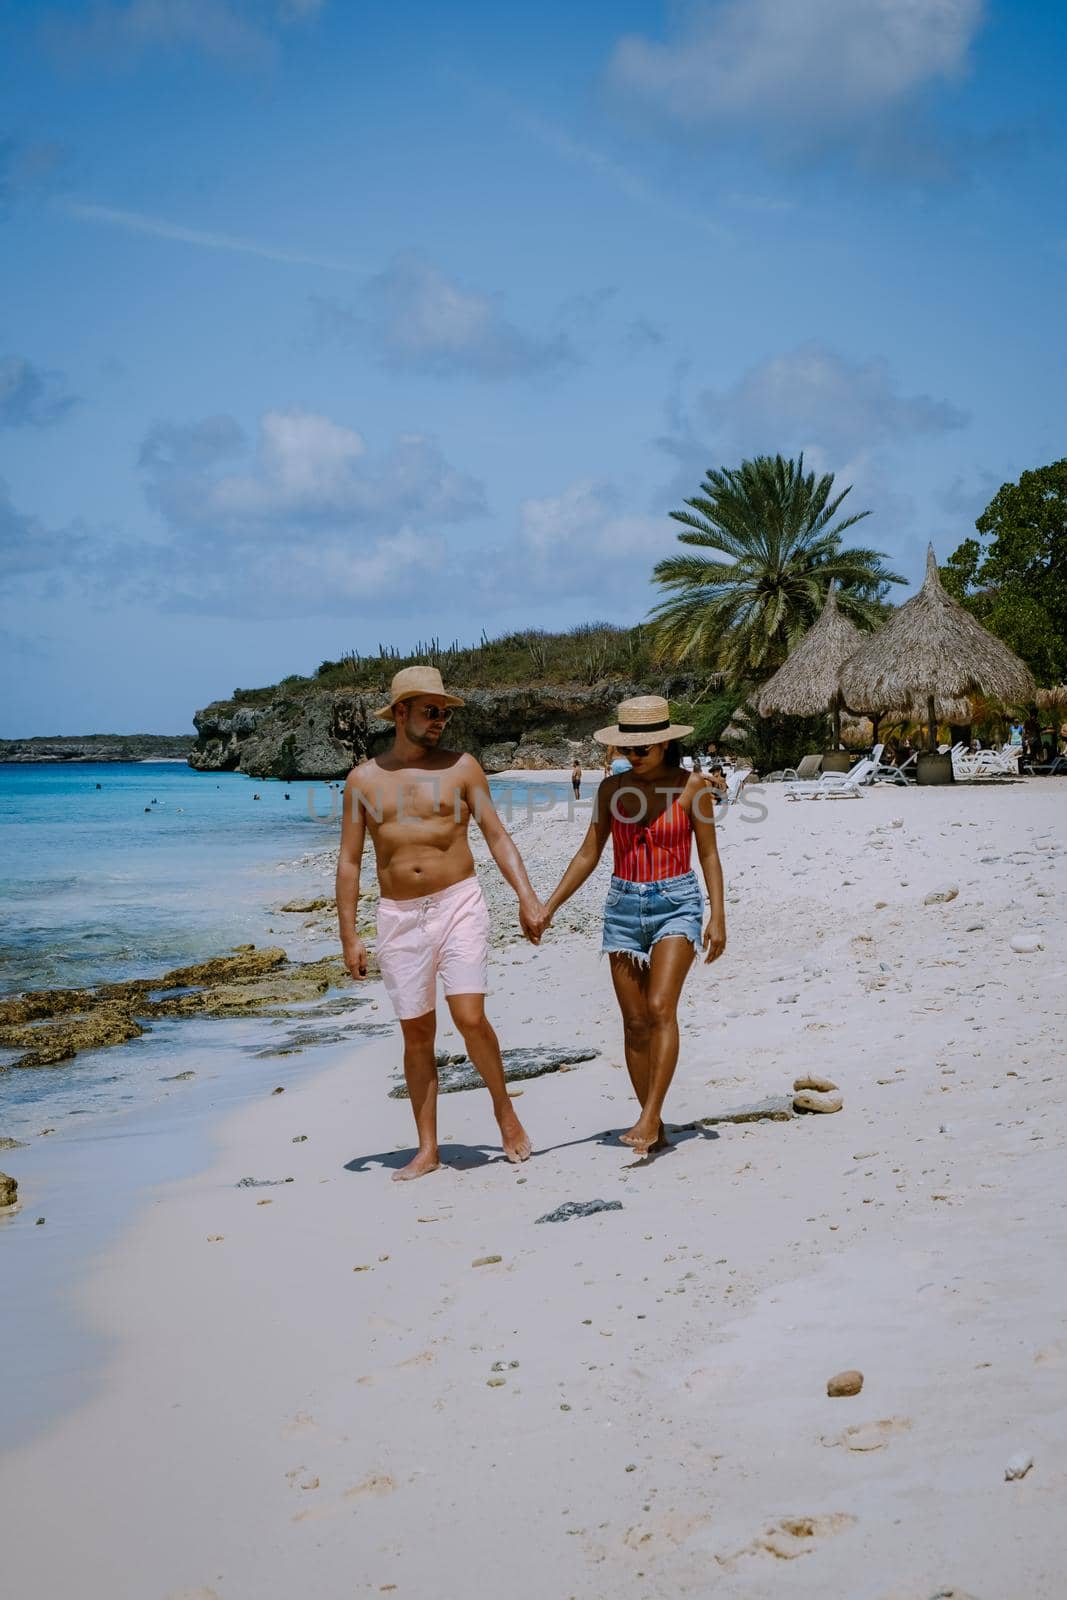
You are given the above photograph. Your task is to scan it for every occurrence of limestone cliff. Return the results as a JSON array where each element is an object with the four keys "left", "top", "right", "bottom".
[{"left": 190, "top": 678, "right": 702, "bottom": 779}]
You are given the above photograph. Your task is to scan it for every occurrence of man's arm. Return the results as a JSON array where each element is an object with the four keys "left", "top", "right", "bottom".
[
  {"left": 336, "top": 772, "right": 369, "bottom": 979},
  {"left": 463, "top": 757, "right": 544, "bottom": 939}
]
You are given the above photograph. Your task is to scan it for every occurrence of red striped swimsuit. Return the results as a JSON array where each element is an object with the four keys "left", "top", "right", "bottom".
[{"left": 611, "top": 794, "right": 693, "bottom": 883}]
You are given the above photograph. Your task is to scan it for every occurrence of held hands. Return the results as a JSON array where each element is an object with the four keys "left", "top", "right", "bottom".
[
  {"left": 702, "top": 918, "right": 727, "bottom": 965},
  {"left": 520, "top": 895, "right": 552, "bottom": 945},
  {"left": 342, "top": 936, "right": 369, "bottom": 981}
]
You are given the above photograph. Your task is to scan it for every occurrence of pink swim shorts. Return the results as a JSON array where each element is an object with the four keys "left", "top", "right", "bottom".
[{"left": 376, "top": 874, "right": 490, "bottom": 1021}]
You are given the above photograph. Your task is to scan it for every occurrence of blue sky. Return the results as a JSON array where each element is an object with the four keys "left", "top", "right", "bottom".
[{"left": 2, "top": 0, "right": 1065, "bottom": 733}]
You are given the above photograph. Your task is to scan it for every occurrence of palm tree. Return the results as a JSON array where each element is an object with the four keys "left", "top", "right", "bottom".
[{"left": 650, "top": 454, "right": 903, "bottom": 678}]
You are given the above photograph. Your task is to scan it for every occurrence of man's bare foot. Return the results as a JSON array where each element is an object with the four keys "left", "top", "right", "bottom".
[
  {"left": 497, "top": 1105, "right": 532, "bottom": 1164},
  {"left": 392, "top": 1148, "right": 440, "bottom": 1181}
]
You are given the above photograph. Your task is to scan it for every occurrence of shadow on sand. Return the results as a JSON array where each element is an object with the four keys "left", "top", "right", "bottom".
[{"left": 344, "top": 1122, "right": 720, "bottom": 1175}]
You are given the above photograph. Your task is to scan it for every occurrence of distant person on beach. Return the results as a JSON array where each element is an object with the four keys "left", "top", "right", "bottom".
[
  {"left": 336, "top": 666, "right": 543, "bottom": 1180},
  {"left": 534, "top": 695, "right": 726, "bottom": 1159},
  {"left": 571, "top": 758, "right": 582, "bottom": 799}
]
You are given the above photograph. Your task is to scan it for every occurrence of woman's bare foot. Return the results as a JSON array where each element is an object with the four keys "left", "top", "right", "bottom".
[
  {"left": 620, "top": 1119, "right": 669, "bottom": 1158},
  {"left": 392, "top": 1148, "right": 441, "bottom": 1181},
  {"left": 497, "top": 1104, "right": 532, "bottom": 1164}
]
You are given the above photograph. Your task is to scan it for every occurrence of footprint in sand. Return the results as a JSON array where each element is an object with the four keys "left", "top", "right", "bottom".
[
  {"left": 344, "top": 1474, "right": 396, "bottom": 1499},
  {"left": 292, "top": 1474, "right": 395, "bottom": 1525},
  {"left": 359, "top": 1349, "right": 436, "bottom": 1386},
  {"left": 622, "top": 1512, "right": 711, "bottom": 1554},
  {"left": 281, "top": 1411, "right": 318, "bottom": 1439},
  {"left": 397, "top": 1348, "right": 436, "bottom": 1370},
  {"left": 823, "top": 1417, "right": 913, "bottom": 1453},
  {"left": 718, "top": 1512, "right": 856, "bottom": 1567}
]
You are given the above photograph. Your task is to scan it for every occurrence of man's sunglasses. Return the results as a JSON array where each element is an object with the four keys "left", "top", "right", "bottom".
[{"left": 415, "top": 704, "right": 455, "bottom": 723}]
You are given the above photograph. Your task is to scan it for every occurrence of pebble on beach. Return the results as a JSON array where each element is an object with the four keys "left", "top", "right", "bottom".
[
  {"left": 535, "top": 1199, "right": 624, "bottom": 1224},
  {"left": 0, "top": 1171, "right": 18, "bottom": 1208},
  {"left": 1004, "top": 1451, "right": 1034, "bottom": 1481},
  {"left": 794, "top": 1075, "right": 838, "bottom": 1094},
  {"left": 794, "top": 1090, "right": 843, "bottom": 1114},
  {"left": 923, "top": 884, "right": 959, "bottom": 905},
  {"left": 472, "top": 1254, "right": 502, "bottom": 1267},
  {"left": 827, "top": 1370, "right": 864, "bottom": 1397},
  {"left": 1009, "top": 933, "right": 1043, "bottom": 954}
]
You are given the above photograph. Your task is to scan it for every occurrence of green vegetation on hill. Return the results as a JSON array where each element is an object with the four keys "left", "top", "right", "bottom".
[
  {"left": 228, "top": 622, "right": 724, "bottom": 707},
  {"left": 943, "top": 459, "right": 1067, "bottom": 686}
]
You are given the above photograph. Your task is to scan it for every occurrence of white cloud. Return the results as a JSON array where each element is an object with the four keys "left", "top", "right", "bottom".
[
  {"left": 935, "top": 469, "right": 1000, "bottom": 521},
  {"left": 695, "top": 343, "right": 968, "bottom": 464},
  {"left": 656, "top": 344, "right": 969, "bottom": 543},
  {"left": 46, "top": 0, "right": 323, "bottom": 69},
  {"left": 143, "top": 408, "right": 486, "bottom": 536},
  {"left": 159, "top": 524, "right": 449, "bottom": 616},
  {"left": 4, "top": 405, "right": 479, "bottom": 618},
  {"left": 0, "top": 479, "right": 87, "bottom": 578},
  {"left": 315, "top": 254, "right": 576, "bottom": 380},
  {"left": 0, "top": 355, "right": 79, "bottom": 429},
  {"left": 607, "top": 0, "right": 984, "bottom": 160},
  {"left": 478, "top": 480, "right": 673, "bottom": 607}
]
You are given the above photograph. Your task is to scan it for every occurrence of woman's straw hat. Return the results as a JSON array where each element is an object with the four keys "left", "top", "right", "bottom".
[
  {"left": 374, "top": 666, "right": 465, "bottom": 721},
  {"left": 594, "top": 694, "right": 693, "bottom": 747}
]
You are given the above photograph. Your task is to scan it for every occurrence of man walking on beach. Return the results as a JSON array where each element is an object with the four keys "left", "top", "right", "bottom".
[{"left": 337, "top": 667, "right": 542, "bottom": 1179}]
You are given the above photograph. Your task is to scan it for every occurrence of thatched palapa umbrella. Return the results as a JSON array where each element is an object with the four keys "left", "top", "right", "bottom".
[
  {"left": 1035, "top": 685, "right": 1067, "bottom": 720},
  {"left": 756, "top": 583, "right": 862, "bottom": 748},
  {"left": 839, "top": 546, "right": 1035, "bottom": 749}
]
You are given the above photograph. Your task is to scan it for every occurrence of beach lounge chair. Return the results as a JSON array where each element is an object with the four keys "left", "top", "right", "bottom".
[
  {"left": 780, "top": 754, "right": 824, "bottom": 783},
  {"left": 719, "top": 765, "right": 752, "bottom": 808},
  {"left": 864, "top": 742, "right": 911, "bottom": 786},
  {"left": 952, "top": 744, "right": 1021, "bottom": 779},
  {"left": 873, "top": 745, "right": 917, "bottom": 784},
  {"left": 784, "top": 756, "right": 876, "bottom": 800}
]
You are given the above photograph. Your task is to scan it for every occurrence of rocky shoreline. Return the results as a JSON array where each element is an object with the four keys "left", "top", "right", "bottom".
[
  {"left": 190, "top": 676, "right": 704, "bottom": 779},
  {"left": 0, "top": 945, "right": 376, "bottom": 1072},
  {"left": 0, "top": 734, "right": 193, "bottom": 763}
]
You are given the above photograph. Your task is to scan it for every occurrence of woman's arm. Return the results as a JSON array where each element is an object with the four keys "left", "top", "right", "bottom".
[
  {"left": 687, "top": 776, "right": 726, "bottom": 964},
  {"left": 541, "top": 779, "right": 614, "bottom": 924}
]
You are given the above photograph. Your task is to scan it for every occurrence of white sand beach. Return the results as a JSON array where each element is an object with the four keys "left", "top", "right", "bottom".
[{"left": 2, "top": 780, "right": 1065, "bottom": 1599}]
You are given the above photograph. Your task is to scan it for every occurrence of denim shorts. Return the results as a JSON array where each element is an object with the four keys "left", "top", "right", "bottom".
[{"left": 601, "top": 871, "right": 704, "bottom": 965}]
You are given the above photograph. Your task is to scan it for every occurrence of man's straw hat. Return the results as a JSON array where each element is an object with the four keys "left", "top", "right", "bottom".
[
  {"left": 594, "top": 694, "right": 694, "bottom": 747},
  {"left": 374, "top": 666, "right": 465, "bottom": 721}
]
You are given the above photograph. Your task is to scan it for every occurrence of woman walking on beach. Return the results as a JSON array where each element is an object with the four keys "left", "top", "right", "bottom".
[{"left": 537, "top": 696, "right": 726, "bottom": 1157}]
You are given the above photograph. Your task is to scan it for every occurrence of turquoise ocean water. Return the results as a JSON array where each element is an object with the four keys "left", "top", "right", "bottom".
[
  {"left": 0, "top": 762, "right": 339, "bottom": 995},
  {"left": 0, "top": 761, "right": 565, "bottom": 1123},
  {"left": 0, "top": 761, "right": 570, "bottom": 1446}
]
